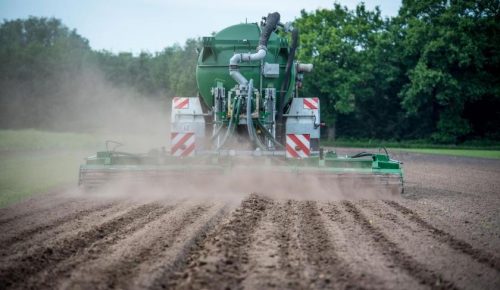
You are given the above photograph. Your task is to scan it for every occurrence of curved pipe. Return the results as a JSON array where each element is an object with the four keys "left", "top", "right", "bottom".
[
  {"left": 229, "top": 49, "right": 267, "bottom": 86},
  {"left": 229, "top": 12, "right": 280, "bottom": 86}
]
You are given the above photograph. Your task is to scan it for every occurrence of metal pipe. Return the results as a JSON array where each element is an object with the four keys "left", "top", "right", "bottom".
[
  {"left": 246, "top": 79, "right": 256, "bottom": 142},
  {"left": 229, "top": 49, "right": 267, "bottom": 86},
  {"left": 228, "top": 12, "right": 280, "bottom": 86},
  {"left": 297, "top": 63, "right": 314, "bottom": 73}
]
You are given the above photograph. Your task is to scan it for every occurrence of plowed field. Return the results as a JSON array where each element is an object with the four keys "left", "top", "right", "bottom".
[{"left": 1, "top": 152, "right": 499, "bottom": 289}]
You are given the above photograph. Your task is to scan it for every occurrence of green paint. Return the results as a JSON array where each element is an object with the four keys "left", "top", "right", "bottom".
[
  {"left": 196, "top": 23, "right": 292, "bottom": 107},
  {"left": 79, "top": 150, "right": 403, "bottom": 191}
]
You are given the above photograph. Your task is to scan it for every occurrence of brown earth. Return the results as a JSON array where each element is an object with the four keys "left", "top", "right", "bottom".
[{"left": 0, "top": 151, "right": 499, "bottom": 289}]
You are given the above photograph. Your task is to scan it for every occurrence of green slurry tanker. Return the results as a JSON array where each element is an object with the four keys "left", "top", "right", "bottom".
[{"left": 79, "top": 12, "right": 403, "bottom": 196}]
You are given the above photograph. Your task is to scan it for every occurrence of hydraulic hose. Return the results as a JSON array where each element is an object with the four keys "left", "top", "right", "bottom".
[
  {"left": 246, "top": 80, "right": 268, "bottom": 150},
  {"left": 212, "top": 97, "right": 237, "bottom": 141},
  {"left": 211, "top": 124, "right": 224, "bottom": 141},
  {"left": 277, "top": 27, "right": 299, "bottom": 140},
  {"left": 255, "top": 119, "right": 284, "bottom": 149},
  {"left": 349, "top": 152, "right": 373, "bottom": 158},
  {"left": 216, "top": 97, "right": 241, "bottom": 150},
  {"left": 225, "top": 12, "right": 283, "bottom": 150}
]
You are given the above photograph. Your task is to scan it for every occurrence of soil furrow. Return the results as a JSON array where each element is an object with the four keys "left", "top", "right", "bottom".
[
  {"left": 319, "top": 202, "right": 424, "bottom": 290},
  {"left": 100, "top": 205, "right": 210, "bottom": 289},
  {"left": 274, "top": 200, "right": 307, "bottom": 289},
  {"left": 357, "top": 201, "right": 414, "bottom": 231},
  {"left": 240, "top": 200, "right": 307, "bottom": 290},
  {"left": 0, "top": 187, "right": 74, "bottom": 224},
  {"left": 0, "top": 202, "right": 116, "bottom": 246},
  {"left": 171, "top": 194, "right": 270, "bottom": 290},
  {"left": 0, "top": 198, "right": 83, "bottom": 227},
  {"left": 342, "top": 201, "right": 457, "bottom": 290},
  {"left": 0, "top": 202, "right": 133, "bottom": 260},
  {"left": 296, "top": 200, "right": 357, "bottom": 289},
  {"left": 24, "top": 203, "right": 175, "bottom": 290},
  {"left": 146, "top": 204, "right": 230, "bottom": 290},
  {"left": 384, "top": 200, "right": 500, "bottom": 272},
  {"left": 0, "top": 202, "right": 167, "bottom": 289},
  {"left": 0, "top": 152, "right": 498, "bottom": 289},
  {"left": 0, "top": 212, "right": 41, "bottom": 228}
]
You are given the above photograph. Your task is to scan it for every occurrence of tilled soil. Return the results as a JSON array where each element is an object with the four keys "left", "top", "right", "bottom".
[{"left": 0, "top": 152, "right": 499, "bottom": 289}]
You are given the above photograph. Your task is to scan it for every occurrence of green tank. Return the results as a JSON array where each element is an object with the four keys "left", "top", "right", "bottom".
[
  {"left": 196, "top": 22, "right": 292, "bottom": 108},
  {"left": 78, "top": 12, "right": 404, "bottom": 197}
]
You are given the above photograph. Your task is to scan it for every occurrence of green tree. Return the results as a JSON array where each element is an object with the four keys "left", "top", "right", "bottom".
[
  {"left": 295, "top": 3, "right": 397, "bottom": 139},
  {"left": 397, "top": 0, "right": 500, "bottom": 142},
  {"left": 0, "top": 17, "right": 92, "bottom": 129}
]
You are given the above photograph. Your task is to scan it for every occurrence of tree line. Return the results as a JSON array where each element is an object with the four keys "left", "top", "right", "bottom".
[
  {"left": 0, "top": 0, "right": 498, "bottom": 143},
  {"left": 296, "top": 0, "right": 499, "bottom": 143}
]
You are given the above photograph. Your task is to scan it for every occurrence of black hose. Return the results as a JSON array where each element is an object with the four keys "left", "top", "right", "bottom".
[
  {"left": 277, "top": 28, "right": 299, "bottom": 140},
  {"left": 246, "top": 80, "right": 268, "bottom": 151},
  {"left": 350, "top": 148, "right": 391, "bottom": 159},
  {"left": 253, "top": 124, "right": 268, "bottom": 151},
  {"left": 259, "top": 12, "right": 280, "bottom": 48},
  {"left": 282, "top": 28, "right": 299, "bottom": 95},
  {"left": 255, "top": 119, "right": 284, "bottom": 149},
  {"left": 349, "top": 152, "right": 374, "bottom": 158}
]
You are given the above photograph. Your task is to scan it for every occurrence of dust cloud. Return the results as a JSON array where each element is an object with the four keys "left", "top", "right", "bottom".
[
  {"left": 1, "top": 64, "right": 172, "bottom": 152},
  {"left": 3, "top": 64, "right": 399, "bottom": 202},
  {"left": 56, "top": 67, "right": 171, "bottom": 151},
  {"left": 79, "top": 158, "right": 401, "bottom": 204}
]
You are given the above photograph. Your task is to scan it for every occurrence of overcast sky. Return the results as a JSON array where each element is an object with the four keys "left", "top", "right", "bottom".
[{"left": 0, "top": 0, "right": 401, "bottom": 54}]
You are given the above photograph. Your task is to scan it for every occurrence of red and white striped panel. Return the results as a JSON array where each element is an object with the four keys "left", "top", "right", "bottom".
[
  {"left": 303, "top": 97, "right": 319, "bottom": 110},
  {"left": 172, "top": 97, "right": 189, "bottom": 109},
  {"left": 170, "top": 132, "right": 195, "bottom": 157},
  {"left": 286, "top": 134, "right": 311, "bottom": 159}
]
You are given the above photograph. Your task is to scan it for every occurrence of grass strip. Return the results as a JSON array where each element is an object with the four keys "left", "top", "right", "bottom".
[
  {"left": 391, "top": 148, "right": 500, "bottom": 159},
  {"left": 0, "top": 152, "right": 83, "bottom": 208}
]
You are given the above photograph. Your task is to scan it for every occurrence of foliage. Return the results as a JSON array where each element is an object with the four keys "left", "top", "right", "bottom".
[
  {"left": 0, "top": 4, "right": 499, "bottom": 144},
  {"left": 397, "top": 0, "right": 500, "bottom": 143},
  {"left": 322, "top": 137, "right": 500, "bottom": 150},
  {"left": 0, "top": 17, "right": 198, "bottom": 131},
  {"left": 296, "top": 0, "right": 500, "bottom": 143}
]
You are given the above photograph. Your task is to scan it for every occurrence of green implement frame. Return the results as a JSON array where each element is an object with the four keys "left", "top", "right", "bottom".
[{"left": 79, "top": 148, "right": 403, "bottom": 196}]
